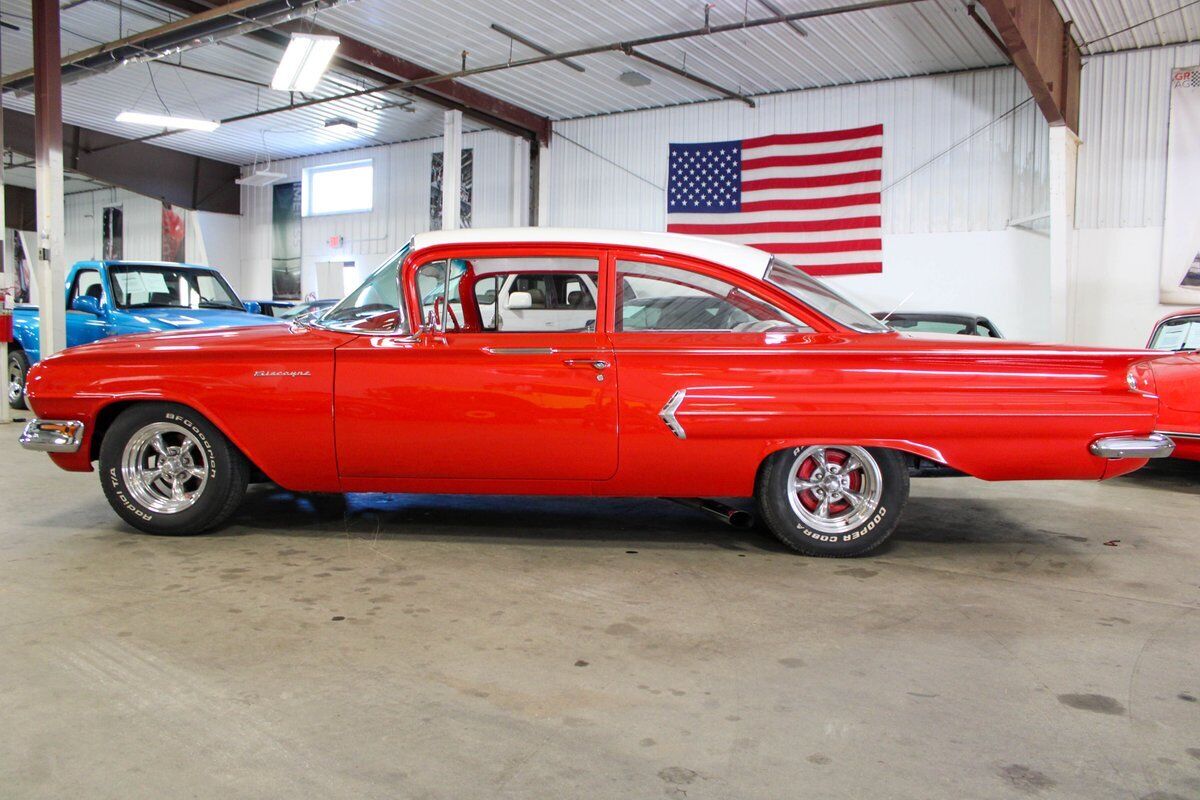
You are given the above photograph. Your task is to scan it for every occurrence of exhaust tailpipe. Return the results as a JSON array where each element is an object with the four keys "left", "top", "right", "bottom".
[{"left": 666, "top": 498, "right": 754, "bottom": 529}]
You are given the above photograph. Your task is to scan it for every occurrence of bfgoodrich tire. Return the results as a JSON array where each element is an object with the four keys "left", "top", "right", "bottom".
[
  {"left": 98, "top": 403, "right": 248, "bottom": 535},
  {"left": 756, "top": 445, "right": 909, "bottom": 557},
  {"left": 7, "top": 349, "right": 29, "bottom": 410}
]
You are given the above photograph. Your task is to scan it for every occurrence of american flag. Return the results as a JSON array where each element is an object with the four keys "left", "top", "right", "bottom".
[{"left": 665, "top": 124, "right": 883, "bottom": 276}]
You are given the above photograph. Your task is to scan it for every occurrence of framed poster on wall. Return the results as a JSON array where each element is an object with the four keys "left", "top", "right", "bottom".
[
  {"left": 161, "top": 202, "right": 186, "bottom": 262},
  {"left": 1160, "top": 66, "right": 1200, "bottom": 304},
  {"left": 430, "top": 148, "right": 473, "bottom": 229},
  {"left": 272, "top": 181, "right": 303, "bottom": 300},
  {"left": 102, "top": 206, "right": 123, "bottom": 260}
]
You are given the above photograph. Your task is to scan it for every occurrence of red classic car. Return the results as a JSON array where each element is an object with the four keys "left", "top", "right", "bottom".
[
  {"left": 1146, "top": 308, "right": 1200, "bottom": 461},
  {"left": 18, "top": 229, "right": 1193, "bottom": 556}
]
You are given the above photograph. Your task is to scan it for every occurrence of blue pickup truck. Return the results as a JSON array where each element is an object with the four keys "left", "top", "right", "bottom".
[{"left": 8, "top": 260, "right": 281, "bottom": 409}]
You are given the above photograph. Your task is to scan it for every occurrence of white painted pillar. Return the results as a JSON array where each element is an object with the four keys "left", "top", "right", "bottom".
[
  {"left": 0, "top": 98, "right": 9, "bottom": 425},
  {"left": 509, "top": 136, "right": 527, "bottom": 227},
  {"left": 33, "top": 0, "right": 67, "bottom": 358},
  {"left": 535, "top": 142, "right": 551, "bottom": 227},
  {"left": 1048, "top": 125, "right": 1079, "bottom": 343},
  {"left": 441, "top": 110, "right": 463, "bottom": 230}
]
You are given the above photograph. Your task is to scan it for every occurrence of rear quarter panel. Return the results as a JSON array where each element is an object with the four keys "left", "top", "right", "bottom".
[{"left": 605, "top": 332, "right": 1158, "bottom": 496}]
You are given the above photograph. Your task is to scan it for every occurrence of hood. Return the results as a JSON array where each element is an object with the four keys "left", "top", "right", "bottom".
[
  {"left": 126, "top": 308, "right": 284, "bottom": 330},
  {"left": 42, "top": 319, "right": 355, "bottom": 365}
]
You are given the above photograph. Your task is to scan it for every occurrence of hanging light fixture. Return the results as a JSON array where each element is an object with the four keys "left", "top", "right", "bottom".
[
  {"left": 115, "top": 111, "right": 220, "bottom": 132},
  {"left": 272, "top": 33, "right": 340, "bottom": 92}
]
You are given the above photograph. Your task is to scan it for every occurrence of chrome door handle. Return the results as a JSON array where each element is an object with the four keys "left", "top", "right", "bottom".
[{"left": 563, "top": 359, "right": 610, "bottom": 370}]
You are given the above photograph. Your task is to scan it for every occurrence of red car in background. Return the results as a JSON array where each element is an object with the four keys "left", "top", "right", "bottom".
[
  {"left": 1147, "top": 308, "right": 1200, "bottom": 461},
  {"left": 16, "top": 229, "right": 1198, "bottom": 557}
]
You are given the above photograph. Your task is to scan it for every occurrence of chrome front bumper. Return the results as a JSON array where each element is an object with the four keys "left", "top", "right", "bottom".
[
  {"left": 1089, "top": 433, "right": 1175, "bottom": 460},
  {"left": 19, "top": 419, "right": 86, "bottom": 453}
]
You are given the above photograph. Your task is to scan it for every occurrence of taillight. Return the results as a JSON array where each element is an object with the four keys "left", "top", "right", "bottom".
[{"left": 1127, "top": 362, "right": 1157, "bottom": 396}]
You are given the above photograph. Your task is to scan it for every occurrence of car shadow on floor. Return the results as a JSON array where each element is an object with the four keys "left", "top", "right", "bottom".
[
  {"left": 1110, "top": 458, "right": 1200, "bottom": 494},
  {"left": 219, "top": 486, "right": 1079, "bottom": 557}
]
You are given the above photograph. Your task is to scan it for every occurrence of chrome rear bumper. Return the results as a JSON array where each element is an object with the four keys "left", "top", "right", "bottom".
[
  {"left": 1089, "top": 433, "right": 1175, "bottom": 459},
  {"left": 19, "top": 419, "right": 85, "bottom": 453}
]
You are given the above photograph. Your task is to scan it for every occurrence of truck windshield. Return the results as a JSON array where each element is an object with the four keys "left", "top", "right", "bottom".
[
  {"left": 108, "top": 265, "right": 243, "bottom": 311},
  {"left": 765, "top": 257, "right": 888, "bottom": 333}
]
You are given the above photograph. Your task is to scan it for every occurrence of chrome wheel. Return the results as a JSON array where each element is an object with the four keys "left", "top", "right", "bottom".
[
  {"left": 120, "top": 422, "right": 209, "bottom": 514},
  {"left": 786, "top": 445, "right": 883, "bottom": 534},
  {"left": 7, "top": 360, "right": 24, "bottom": 406}
]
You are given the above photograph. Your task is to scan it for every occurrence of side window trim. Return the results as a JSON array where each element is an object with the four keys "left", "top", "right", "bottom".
[
  {"left": 403, "top": 246, "right": 608, "bottom": 337},
  {"left": 608, "top": 254, "right": 815, "bottom": 335},
  {"left": 605, "top": 248, "right": 830, "bottom": 334}
]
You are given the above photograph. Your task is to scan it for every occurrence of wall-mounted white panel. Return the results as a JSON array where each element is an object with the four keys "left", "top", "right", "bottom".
[{"left": 1076, "top": 42, "right": 1200, "bottom": 229}]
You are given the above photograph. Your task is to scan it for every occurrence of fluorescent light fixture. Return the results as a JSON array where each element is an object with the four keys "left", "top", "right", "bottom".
[
  {"left": 324, "top": 116, "right": 358, "bottom": 130},
  {"left": 272, "top": 33, "right": 340, "bottom": 92},
  {"left": 618, "top": 70, "right": 651, "bottom": 87},
  {"left": 236, "top": 169, "right": 287, "bottom": 187},
  {"left": 116, "top": 111, "right": 220, "bottom": 132}
]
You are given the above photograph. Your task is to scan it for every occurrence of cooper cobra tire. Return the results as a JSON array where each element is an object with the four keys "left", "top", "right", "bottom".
[
  {"left": 756, "top": 445, "right": 909, "bottom": 557},
  {"left": 98, "top": 403, "right": 248, "bottom": 535},
  {"left": 7, "top": 349, "right": 29, "bottom": 410}
]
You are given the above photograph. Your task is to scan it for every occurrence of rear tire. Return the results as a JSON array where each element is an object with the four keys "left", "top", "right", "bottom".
[
  {"left": 98, "top": 403, "right": 248, "bottom": 535},
  {"left": 756, "top": 445, "right": 909, "bottom": 557},
  {"left": 7, "top": 349, "right": 29, "bottom": 410}
]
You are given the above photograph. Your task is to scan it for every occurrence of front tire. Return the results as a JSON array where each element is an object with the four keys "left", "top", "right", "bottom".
[
  {"left": 756, "top": 445, "right": 909, "bottom": 557},
  {"left": 98, "top": 403, "right": 248, "bottom": 535},
  {"left": 7, "top": 349, "right": 29, "bottom": 410}
]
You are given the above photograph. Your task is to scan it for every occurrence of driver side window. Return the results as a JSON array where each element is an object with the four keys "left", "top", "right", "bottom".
[
  {"left": 614, "top": 260, "right": 811, "bottom": 333},
  {"left": 68, "top": 269, "right": 102, "bottom": 310}
]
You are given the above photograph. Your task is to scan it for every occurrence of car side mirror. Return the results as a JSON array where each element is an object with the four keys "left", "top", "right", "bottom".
[
  {"left": 71, "top": 295, "right": 101, "bottom": 316},
  {"left": 506, "top": 291, "right": 533, "bottom": 310},
  {"left": 243, "top": 301, "right": 261, "bottom": 314}
]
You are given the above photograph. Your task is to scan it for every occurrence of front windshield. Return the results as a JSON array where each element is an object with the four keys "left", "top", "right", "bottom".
[
  {"left": 318, "top": 246, "right": 408, "bottom": 332},
  {"left": 108, "top": 265, "right": 243, "bottom": 311},
  {"left": 1149, "top": 316, "right": 1200, "bottom": 351},
  {"left": 765, "top": 258, "right": 888, "bottom": 333}
]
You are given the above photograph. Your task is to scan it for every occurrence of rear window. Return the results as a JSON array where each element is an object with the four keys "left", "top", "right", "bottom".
[{"left": 1150, "top": 316, "right": 1200, "bottom": 351}]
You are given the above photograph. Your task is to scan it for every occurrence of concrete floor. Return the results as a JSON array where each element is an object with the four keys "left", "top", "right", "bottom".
[{"left": 1, "top": 429, "right": 1198, "bottom": 800}]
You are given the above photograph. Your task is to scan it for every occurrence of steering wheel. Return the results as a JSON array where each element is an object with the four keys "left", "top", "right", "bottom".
[{"left": 432, "top": 296, "right": 461, "bottom": 331}]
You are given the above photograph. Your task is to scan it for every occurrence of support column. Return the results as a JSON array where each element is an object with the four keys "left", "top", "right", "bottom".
[
  {"left": 509, "top": 136, "right": 527, "bottom": 227},
  {"left": 0, "top": 91, "right": 9, "bottom": 425},
  {"left": 33, "top": 0, "right": 66, "bottom": 357},
  {"left": 535, "top": 142, "right": 551, "bottom": 226},
  {"left": 1048, "top": 125, "right": 1079, "bottom": 343},
  {"left": 440, "top": 110, "right": 462, "bottom": 231}
]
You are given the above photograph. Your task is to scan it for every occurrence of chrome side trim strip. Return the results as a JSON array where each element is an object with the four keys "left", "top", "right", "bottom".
[
  {"left": 483, "top": 347, "right": 558, "bottom": 355},
  {"left": 660, "top": 389, "right": 687, "bottom": 440},
  {"left": 19, "top": 419, "right": 86, "bottom": 453},
  {"left": 1089, "top": 433, "right": 1175, "bottom": 459},
  {"left": 1156, "top": 430, "right": 1200, "bottom": 440}
]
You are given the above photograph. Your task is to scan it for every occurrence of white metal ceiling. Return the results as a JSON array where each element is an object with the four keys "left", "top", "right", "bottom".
[
  {"left": 1053, "top": 0, "right": 1200, "bottom": 54},
  {"left": 0, "top": 0, "right": 1195, "bottom": 167}
]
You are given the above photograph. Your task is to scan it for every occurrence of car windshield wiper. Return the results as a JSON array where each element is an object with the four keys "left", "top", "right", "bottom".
[
  {"left": 198, "top": 301, "right": 244, "bottom": 310},
  {"left": 123, "top": 302, "right": 182, "bottom": 309}
]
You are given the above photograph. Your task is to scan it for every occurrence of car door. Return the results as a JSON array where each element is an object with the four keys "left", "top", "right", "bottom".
[
  {"left": 334, "top": 245, "right": 618, "bottom": 482},
  {"left": 604, "top": 250, "right": 829, "bottom": 496},
  {"left": 65, "top": 268, "right": 109, "bottom": 348}
]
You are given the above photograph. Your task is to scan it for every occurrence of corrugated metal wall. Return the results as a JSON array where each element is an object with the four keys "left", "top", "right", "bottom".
[
  {"left": 64, "top": 188, "right": 165, "bottom": 265},
  {"left": 239, "top": 129, "right": 527, "bottom": 298},
  {"left": 1075, "top": 41, "right": 1200, "bottom": 229},
  {"left": 543, "top": 66, "right": 1049, "bottom": 234}
]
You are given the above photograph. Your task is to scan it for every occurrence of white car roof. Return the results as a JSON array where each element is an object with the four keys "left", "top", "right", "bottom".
[{"left": 409, "top": 227, "right": 772, "bottom": 280}]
